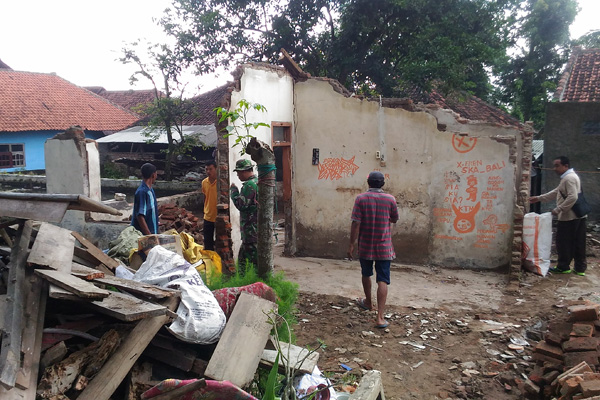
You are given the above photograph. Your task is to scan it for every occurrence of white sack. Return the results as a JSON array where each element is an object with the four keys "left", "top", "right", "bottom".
[
  {"left": 133, "top": 246, "right": 226, "bottom": 344},
  {"left": 522, "top": 212, "right": 553, "bottom": 277}
]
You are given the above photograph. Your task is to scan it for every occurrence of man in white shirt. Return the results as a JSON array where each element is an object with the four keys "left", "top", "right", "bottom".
[{"left": 530, "top": 156, "right": 587, "bottom": 275}]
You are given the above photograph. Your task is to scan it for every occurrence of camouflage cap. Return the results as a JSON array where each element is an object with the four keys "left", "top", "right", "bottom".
[{"left": 233, "top": 159, "right": 254, "bottom": 171}]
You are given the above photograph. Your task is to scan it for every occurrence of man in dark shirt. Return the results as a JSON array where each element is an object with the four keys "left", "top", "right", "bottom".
[{"left": 131, "top": 163, "right": 159, "bottom": 235}]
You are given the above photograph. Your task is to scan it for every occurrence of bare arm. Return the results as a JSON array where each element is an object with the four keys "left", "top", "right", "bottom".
[
  {"left": 348, "top": 220, "right": 360, "bottom": 260},
  {"left": 136, "top": 215, "right": 151, "bottom": 235}
]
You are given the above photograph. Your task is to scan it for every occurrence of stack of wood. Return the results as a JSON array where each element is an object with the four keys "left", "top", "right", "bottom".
[
  {"left": 158, "top": 204, "right": 203, "bottom": 244},
  {"left": 525, "top": 302, "right": 600, "bottom": 399}
]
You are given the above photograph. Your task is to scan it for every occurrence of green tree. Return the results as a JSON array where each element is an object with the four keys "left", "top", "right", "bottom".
[
  {"left": 160, "top": 0, "right": 516, "bottom": 99},
  {"left": 120, "top": 41, "right": 201, "bottom": 180},
  {"left": 573, "top": 30, "right": 600, "bottom": 49},
  {"left": 494, "top": 0, "right": 578, "bottom": 130}
]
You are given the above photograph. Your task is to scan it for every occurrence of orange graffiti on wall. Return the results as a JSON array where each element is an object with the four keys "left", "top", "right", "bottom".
[
  {"left": 452, "top": 134, "right": 477, "bottom": 153},
  {"left": 318, "top": 156, "right": 359, "bottom": 180},
  {"left": 452, "top": 202, "right": 481, "bottom": 234}
]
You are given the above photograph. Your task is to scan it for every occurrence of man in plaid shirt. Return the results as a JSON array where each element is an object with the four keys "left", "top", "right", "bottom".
[{"left": 348, "top": 171, "right": 399, "bottom": 328}]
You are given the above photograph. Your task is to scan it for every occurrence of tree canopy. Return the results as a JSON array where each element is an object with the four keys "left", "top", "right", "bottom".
[{"left": 158, "top": 0, "right": 582, "bottom": 130}]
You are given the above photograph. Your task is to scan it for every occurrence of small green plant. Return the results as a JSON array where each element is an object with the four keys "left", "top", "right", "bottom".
[
  {"left": 215, "top": 99, "right": 270, "bottom": 155},
  {"left": 101, "top": 162, "right": 128, "bottom": 179}
]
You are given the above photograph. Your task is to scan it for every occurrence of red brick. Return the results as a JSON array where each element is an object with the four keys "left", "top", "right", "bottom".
[
  {"left": 546, "top": 332, "right": 565, "bottom": 346},
  {"left": 549, "top": 321, "right": 574, "bottom": 341},
  {"left": 572, "top": 324, "right": 595, "bottom": 337},
  {"left": 561, "top": 376, "right": 584, "bottom": 396},
  {"left": 569, "top": 305, "right": 600, "bottom": 322},
  {"left": 581, "top": 380, "right": 600, "bottom": 397},
  {"left": 542, "top": 370, "right": 560, "bottom": 384},
  {"left": 563, "top": 337, "right": 599, "bottom": 352},
  {"left": 533, "top": 352, "right": 563, "bottom": 365},
  {"left": 535, "top": 341, "right": 564, "bottom": 360},
  {"left": 564, "top": 351, "right": 599, "bottom": 368}
]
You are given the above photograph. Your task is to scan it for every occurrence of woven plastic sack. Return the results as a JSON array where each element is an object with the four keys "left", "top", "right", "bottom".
[
  {"left": 133, "top": 246, "right": 226, "bottom": 344},
  {"left": 522, "top": 212, "right": 552, "bottom": 276}
]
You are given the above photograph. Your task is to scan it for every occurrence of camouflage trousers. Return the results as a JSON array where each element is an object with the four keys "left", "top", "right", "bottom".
[{"left": 238, "top": 242, "right": 258, "bottom": 272}]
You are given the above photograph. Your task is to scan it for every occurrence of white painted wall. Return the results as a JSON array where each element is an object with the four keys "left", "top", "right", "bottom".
[{"left": 228, "top": 66, "right": 294, "bottom": 259}]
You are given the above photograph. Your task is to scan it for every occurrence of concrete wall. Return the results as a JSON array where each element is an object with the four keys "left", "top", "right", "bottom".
[
  {"left": 543, "top": 102, "right": 600, "bottom": 222},
  {"left": 227, "top": 66, "right": 294, "bottom": 258},
  {"left": 292, "top": 79, "right": 521, "bottom": 269}
]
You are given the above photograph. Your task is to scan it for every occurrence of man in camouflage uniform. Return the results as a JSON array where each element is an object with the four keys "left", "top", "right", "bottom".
[{"left": 230, "top": 159, "right": 258, "bottom": 269}]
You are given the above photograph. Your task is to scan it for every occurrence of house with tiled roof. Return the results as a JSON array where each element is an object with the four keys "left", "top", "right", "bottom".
[
  {"left": 542, "top": 46, "right": 600, "bottom": 221},
  {"left": 85, "top": 87, "right": 162, "bottom": 115},
  {"left": 0, "top": 70, "right": 137, "bottom": 172}
]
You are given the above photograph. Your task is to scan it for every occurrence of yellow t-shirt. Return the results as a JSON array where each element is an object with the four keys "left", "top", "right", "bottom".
[{"left": 201, "top": 177, "right": 217, "bottom": 222}]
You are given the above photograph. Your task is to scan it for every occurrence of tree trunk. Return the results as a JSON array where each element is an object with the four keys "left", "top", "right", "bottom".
[
  {"left": 245, "top": 137, "right": 275, "bottom": 278},
  {"left": 165, "top": 125, "right": 174, "bottom": 181}
]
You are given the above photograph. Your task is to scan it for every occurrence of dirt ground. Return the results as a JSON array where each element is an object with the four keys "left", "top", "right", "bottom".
[{"left": 274, "top": 230, "right": 600, "bottom": 399}]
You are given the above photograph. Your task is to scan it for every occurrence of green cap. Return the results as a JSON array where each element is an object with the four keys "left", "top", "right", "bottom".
[{"left": 233, "top": 159, "right": 254, "bottom": 171}]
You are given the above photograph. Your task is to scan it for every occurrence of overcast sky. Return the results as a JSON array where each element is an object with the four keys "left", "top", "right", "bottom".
[{"left": 0, "top": 0, "right": 598, "bottom": 95}]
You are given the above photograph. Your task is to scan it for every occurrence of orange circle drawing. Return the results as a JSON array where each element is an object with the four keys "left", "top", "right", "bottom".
[{"left": 452, "top": 134, "right": 477, "bottom": 153}]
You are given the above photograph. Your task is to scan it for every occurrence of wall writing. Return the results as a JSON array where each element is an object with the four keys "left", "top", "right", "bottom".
[
  {"left": 434, "top": 142, "right": 508, "bottom": 248},
  {"left": 318, "top": 156, "right": 359, "bottom": 180}
]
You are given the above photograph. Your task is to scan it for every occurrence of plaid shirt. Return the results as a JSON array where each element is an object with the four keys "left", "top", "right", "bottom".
[{"left": 351, "top": 189, "right": 398, "bottom": 260}]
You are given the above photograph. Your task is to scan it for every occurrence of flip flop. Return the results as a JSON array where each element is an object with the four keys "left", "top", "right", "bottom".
[
  {"left": 355, "top": 298, "right": 371, "bottom": 311},
  {"left": 375, "top": 321, "right": 389, "bottom": 329}
]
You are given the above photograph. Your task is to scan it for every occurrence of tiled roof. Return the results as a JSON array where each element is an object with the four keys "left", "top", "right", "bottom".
[
  {"left": 184, "top": 84, "right": 231, "bottom": 125},
  {"left": 86, "top": 87, "right": 162, "bottom": 115},
  {"left": 0, "top": 71, "right": 138, "bottom": 132},
  {"left": 0, "top": 58, "right": 11, "bottom": 70},
  {"left": 403, "top": 87, "right": 523, "bottom": 128},
  {"left": 554, "top": 47, "right": 600, "bottom": 102}
]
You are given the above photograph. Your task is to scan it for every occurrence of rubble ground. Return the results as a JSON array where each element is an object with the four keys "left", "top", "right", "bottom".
[{"left": 276, "top": 234, "right": 600, "bottom": 399}]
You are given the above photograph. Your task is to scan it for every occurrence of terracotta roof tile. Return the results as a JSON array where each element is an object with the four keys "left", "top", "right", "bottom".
[
  {"left": 554, "top": 47, "right": 600, "bottom": 102},
  {"left": 0, "top": 71, "right": 138, "bottom": 132},
  {"left": 183, "top": 84, "right": 231, "bottom": 125},
  {"left": 86, "top": 87, "right": 162, "bottom": 115}
]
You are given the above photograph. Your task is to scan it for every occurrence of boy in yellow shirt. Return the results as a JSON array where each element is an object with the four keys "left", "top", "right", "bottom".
[{"left": 201, "top": 160, "right": 217, "bottom": 250}]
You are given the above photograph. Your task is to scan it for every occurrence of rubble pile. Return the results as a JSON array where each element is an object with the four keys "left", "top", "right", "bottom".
[
  {"left": 525, "top": 302, "right": 600, "bottom": 399},
  {"left": 158, "top": 204, "right": 203, "bottom": 243}
]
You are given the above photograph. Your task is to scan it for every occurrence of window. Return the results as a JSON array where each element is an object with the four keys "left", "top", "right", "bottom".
[{"left": 0, "top": 143, "right": 25, "bottom": 168}]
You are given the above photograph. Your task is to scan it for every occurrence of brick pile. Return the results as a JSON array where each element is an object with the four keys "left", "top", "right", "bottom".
[
  {"left": 158, "top": 204, "right": 203, "bottom": 244},
  {"left": 526, "top": 302, "right": 600, "bottom": 399}
]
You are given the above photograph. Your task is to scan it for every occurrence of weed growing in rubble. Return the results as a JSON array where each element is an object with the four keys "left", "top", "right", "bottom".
[{"left": 207, "top": 261, "right": 299, "bottom": 342}]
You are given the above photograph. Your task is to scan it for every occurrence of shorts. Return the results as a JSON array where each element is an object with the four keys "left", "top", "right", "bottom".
[{"left": 359, "top": 259, "right": 391, "bottom": 284}]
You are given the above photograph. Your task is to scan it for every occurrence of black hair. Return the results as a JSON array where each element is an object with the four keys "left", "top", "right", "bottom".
[
  {"left": 555, "top": 156, "right": 570, "bottom": 167},
  {"left": 141, "top": 163, "right": 157, "bottom": 179},
  {"left": 205, "top": 160, "right": 217, "bottom": 168},
  {"left": 367, "top": 179, "right": 384, "bottom": 189}
]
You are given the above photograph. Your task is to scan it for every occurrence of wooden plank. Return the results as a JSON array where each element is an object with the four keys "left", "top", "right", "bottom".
[
  {"left": 70, "top": 263, "right": 105, "bottom": 280},
  {"left": 260, "top": 340, "right": 320, "bottom": 375},
  {"left": 92, "top": 275, "right": 179, "bottom": 300},
  {"left": 86, "top": 291, "right": 167, "bottom": 322},
  {"left": 0, "top": 295, "right": 6, "bottom": 331},
  {"left": 143, "top": 335, "right": 196, "bottom": 372},
  {"left": 204, "top": 292, "right": 277, "bottom": 388},
  {"left": 0, "top": 220, "right": 33, "bottom": 389},
  {"left": 77, "top": 297, "right": 179, "bottom": 400},
  {"left": 40, "top": 342, "right": 68, "bottom": 372},
  {"left": 34, "top": 269, "right": 109, "bottom": 300},
  {"left": 348, "top": 370, "right": 386, "bottom": 400},
  {"left": 28, "top": 223, "right": 75, "bottom": 271},
  {"left": 71, "top": 231, "right": 120, "bottom": 270},
  {"left": 48, "top": 284, "right": 94, "bottom": 301},
  {"left": 0, "top": 198, "right": 68, "bottom": 222},
  {"left": 15, "top": 273, "right": 47, "bottom": 389},
  {"left": 73, "top": 246, "right": 101, "bottom": 267}
]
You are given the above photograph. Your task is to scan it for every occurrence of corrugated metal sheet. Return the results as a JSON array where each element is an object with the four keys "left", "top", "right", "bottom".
[
  {"left": 532, "top": 140, "right": 543, "bottom": 160},
  {"left": 96, "top": 125, "right": 217, "bottom": 147}
]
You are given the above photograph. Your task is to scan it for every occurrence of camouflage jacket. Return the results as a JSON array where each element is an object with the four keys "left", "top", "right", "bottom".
[{"left": 230, "top": 175, "right": 258, "bottom": 243}]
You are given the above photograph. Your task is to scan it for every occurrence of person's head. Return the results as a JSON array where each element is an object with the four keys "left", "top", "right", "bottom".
[
  {"left": 553, "top": 156, "right": 570, "bottom": 176},
  {"left": 233, "top": 159, "right": 254, "bottom": 181},
  {"left": 141, "top": 163, "right": 157, "bottom": 183},
  {"left": 205, "top": 160, "right": 217, "bottom": 181},
  {"left": 367, "top": 171, "right": 385, "bottom": 188}
]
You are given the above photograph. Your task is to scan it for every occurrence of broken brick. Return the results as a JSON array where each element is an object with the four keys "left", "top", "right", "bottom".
[
  {"left": 563, "top": 337, "right": 599, "bottom": 352},
  {"left": 569, "top": 305, "right": 600, "bottom": 322},
  {"left": 548, "top": 321, "right": 574, "bottom": 341},
  {"left": 545, "top": 332, "right": 565, "bottom": 346},
  {"left": 581, "top": 380, "right": 600, "bottom": 397},
  {"left": 542, "top": 370, "right": 560, "bottom": 384},
  {"left": 564, "top": 351, "right": 599, "bottom": 368},
  {"left": 560, "top": 376, "right": 584, "bottom": 396},
  {"left": 535, "top": 341, "right": 564, "bottom": 361},
  {"left": 572, "top": 324, "right": 595, "bottom": 337}
]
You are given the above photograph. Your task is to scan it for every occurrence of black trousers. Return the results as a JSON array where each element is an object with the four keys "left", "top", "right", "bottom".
[
  {"left": 556, "top": 218, "right": 587, "bottom": 272},
  {"left": 203, "top": 220, "right": 215, "bottom": 251}
]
